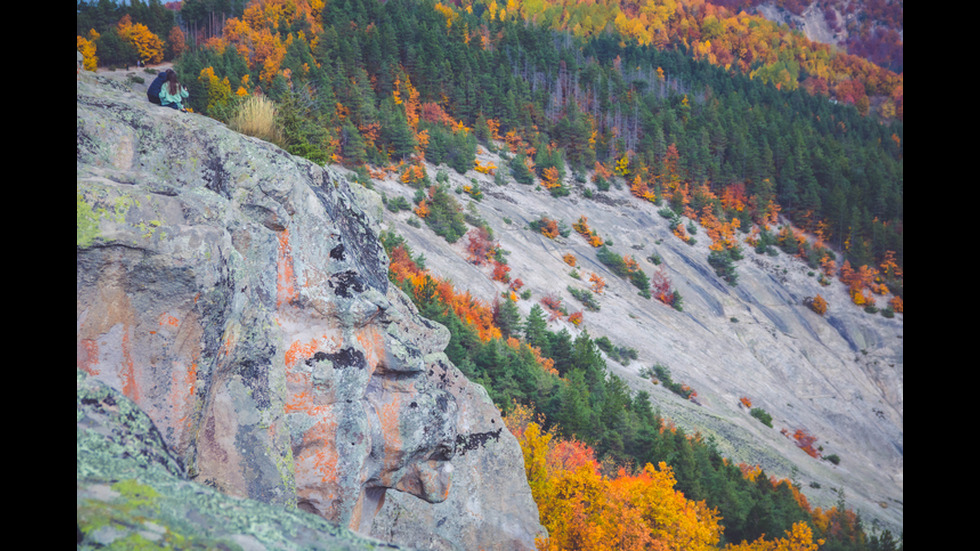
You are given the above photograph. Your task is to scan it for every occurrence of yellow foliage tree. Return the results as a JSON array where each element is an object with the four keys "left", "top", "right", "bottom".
[
  {"left": 723, "top": 521, "right": 822, "bottom": 551},
  {"left": 541, "top": 166, "right": 561, "bottom": 189},
  {"left": 77, "top": 29, "right": 99, "bottom": 71},
  {"left": 615, "top": 153, "right": 630, "bottom": 177},
  {"left": 117, "top": 15, "right": 164, "bottom": 64},
  {"left": 506, "top": 406, "right": 723, "bottom": 551},
  {"left": 198, "top": 66, "right": 233, "bottom": 114}
]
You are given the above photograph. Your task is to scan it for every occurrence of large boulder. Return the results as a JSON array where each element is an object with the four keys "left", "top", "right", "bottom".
[{"left": 76, "top": 69, "right": 544, "bottom": 549}]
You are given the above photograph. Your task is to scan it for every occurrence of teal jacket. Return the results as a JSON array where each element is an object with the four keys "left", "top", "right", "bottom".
[{"left": 159, "top": 84, "right": 189, "bottom": 109}]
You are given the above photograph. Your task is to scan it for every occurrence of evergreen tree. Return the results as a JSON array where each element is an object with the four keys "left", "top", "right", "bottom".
[
  {"left": 340, "top": 121, "right": 368, "bottom": 165},
  {"left": 493, "top": 297, "right": 522, "bottom": 339},
  {"left": 378, "top": 97, "right": 417, "bottom": 160},
  {"left": 551, "top": 369, "right": 591, "bottom": 438},
  {"left": 523, "top": 304, "right": 550, "bottom": 352}
]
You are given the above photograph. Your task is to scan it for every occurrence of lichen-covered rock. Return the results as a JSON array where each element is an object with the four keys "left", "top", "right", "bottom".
[
  {"left": 76, "top": 69, "right": 543, "bottom": 548},
  {"left": 371, "top": 352, "right": 544, "bottom": 550},
  {"left": 78, "top": 369, "right": 399, "bottom": 550}
]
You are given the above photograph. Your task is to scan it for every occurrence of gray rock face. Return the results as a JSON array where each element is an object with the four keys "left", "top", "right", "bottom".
[
  {"left": 77, "top": 370, "right": 398, "bottom": 550},
  {"left": 76, "top": 69, "right": 543, "bottom": 548}
]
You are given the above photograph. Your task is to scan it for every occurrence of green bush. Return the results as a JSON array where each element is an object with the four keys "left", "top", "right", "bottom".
[
  {"left": 509, "top": 154, "right": 536, "bottom": 185},
  {"left": 567, "top": 286, "right": 601, "bottom": 312},
  {"left": 420, "top": 185, "right": 468, "bottom": 243},
  {"left": 595, "top": 336, "right": 638, "bottom": 365},
  {"left": 596, "top": 245, "right": 651, "bottom": 296},
  {"left": 750, "top": 407, "right": 773, "bottom": 428},
  {"left": 708, "top": 248, "right": 741, "bottom": 286}
]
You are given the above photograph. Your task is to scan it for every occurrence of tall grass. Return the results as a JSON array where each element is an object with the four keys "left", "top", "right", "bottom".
[{"left": 229, "top": 95, "right": 282, "bottom": 145}]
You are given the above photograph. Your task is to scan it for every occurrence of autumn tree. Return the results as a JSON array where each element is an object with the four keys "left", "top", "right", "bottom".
[
  {"left": 532, "top": 216, "right": 561, "bottom": 239},
  {"left": 466, "top": 227, "right": 496, "bottom": 266},
  {"left": 589, "top": 273, "right": 606, "bottom": 295},
  {"left": 77, "top": 30, "right": 100, "bottom": 71},
  {"left": 198, "top": 66, "right": 233, "bottom": 117},
  {"left": 492, "top": 261, "right": 512, "bottom": 283},
  {"left": 117, "top": 15, "right": 165, "bottom": 64},
  {"left": 804, "top": 295, "right": 828, "bottom": 316},
  {"left": 723, "top": 521, "right": 822, "bottom": 551},
  {"left": 168, "top": 26, "right": 188, "bottom": 59},
  {"left": 505, "top": 405, "right": 723, "bottom": 551},
  {"left": 573, "top": 216, "right": 604, "bottom": 247},
  {"left": 792, "top": 429, "right": 821, "bottom": 459},
  {"left": 651, "top": 268, "right": 675, "bottom": 307}
]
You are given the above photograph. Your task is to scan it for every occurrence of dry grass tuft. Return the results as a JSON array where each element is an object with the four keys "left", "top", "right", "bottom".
[{"left": 229, "top": 95, "right": 282, "bottom": 145}]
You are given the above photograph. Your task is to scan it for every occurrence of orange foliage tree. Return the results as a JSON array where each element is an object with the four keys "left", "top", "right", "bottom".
[
  {"left": 210, "top": 0, "right": 328, "bottom": 85},
  {"left": 388, "top": 244, "right": 501, "bottom": 342},
  {"left": 540, "top": 293, "right": 566, "bottom": 321},
  {"left": 573, "top": 216, "right": 604, "bottom": 247},
  {"left": 804, "top": 294, "right": 828, "bottom": 316},
  {"left": 838, "top": 260, "right": 878, "bottom": 307},
  {"left": 168, "top": 26, "right": 188, "bottom": 59},
  {"left": 629, "top": 173, "right": 656, "bottom": 202},
  {"left": 466, "top": 227, "right": 496, "bottom": 266},
  {"left": 651, "top": 268, "right": 675, "bottom": 307},
  {"left": 534, "top": 216, "right": 560, "bottom": 239},
  {"left": 589, "top": 273, "right": 606, "bottom": 295},
  {"left": 491, "top": 261, "right": 512, "bottom": 284},
  {"left": 791, "top": 429, "right": 821, "bottom": 459}
]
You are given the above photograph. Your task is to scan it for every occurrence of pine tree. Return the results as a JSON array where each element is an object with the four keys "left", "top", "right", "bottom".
[
  {"left": 379, "top": 97, "right": 417, "bottom": 160},
  {"left": 493, "top": 297, "right": 522, "bottom": 339},
  {"left": 523, "top": 304, "right": 550, "bottom": 351}
]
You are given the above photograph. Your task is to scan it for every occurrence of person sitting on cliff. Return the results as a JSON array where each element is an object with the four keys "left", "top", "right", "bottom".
[
  {"left": 159, "top": 70, "right": 189, "bottom": 112},
  {"left": 146, "top": 69, "right": 170, "bottom": 105}
]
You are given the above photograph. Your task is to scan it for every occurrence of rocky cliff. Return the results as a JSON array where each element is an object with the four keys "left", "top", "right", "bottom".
[{"left": 76, "top": 67, "right": 544, "bottom": 549}]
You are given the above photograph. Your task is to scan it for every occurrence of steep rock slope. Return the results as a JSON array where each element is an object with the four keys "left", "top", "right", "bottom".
[
  {"left": 76, "top": 68, "right": 544, "bottom": 550},
  {"left": 370, "top": 148, "right": 903, "bottom": 534}
]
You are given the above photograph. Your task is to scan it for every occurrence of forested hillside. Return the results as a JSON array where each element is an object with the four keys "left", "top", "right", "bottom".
[
  {"left": 77, "top": 0, "right": 903, "bottom": 272},
  {"left": 713, "top": 0, "right": 903, "bottom": 73},
  {"left": 78, "top": 0, "right": 903, "bottom": 549}
]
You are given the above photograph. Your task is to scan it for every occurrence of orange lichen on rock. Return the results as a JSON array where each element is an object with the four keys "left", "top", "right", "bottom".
[
  {"left": 300, "top": 414, "right": 341, "bottom": 485},
  {"left": 170, "top": 359, "right": 199, "bottom": 429},
  {"left": 277, "top": 228, "right": 299, "bottom": 308},
  {"left": 356, "top": 326, "right": 386, "bottom": 371},
  {"left": 378, "top": 396, "right": 405, "bottom": 477},
  {"left": 285, "top": 338, "right": 322, "bottom": 368},
  {"left": 120, "top": 330, "right": 139, "bottom": 402},
  {"left": 77, "top": 339, "right": 100, "bottom": 375}
]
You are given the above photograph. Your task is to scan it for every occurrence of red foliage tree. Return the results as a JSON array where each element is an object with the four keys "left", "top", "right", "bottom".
[
  {"left": 466, "top": 227, "right": 495, "bottom": 266},
  {"left": 651, "top": 268, "right": 675, "bottom": 306}
]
